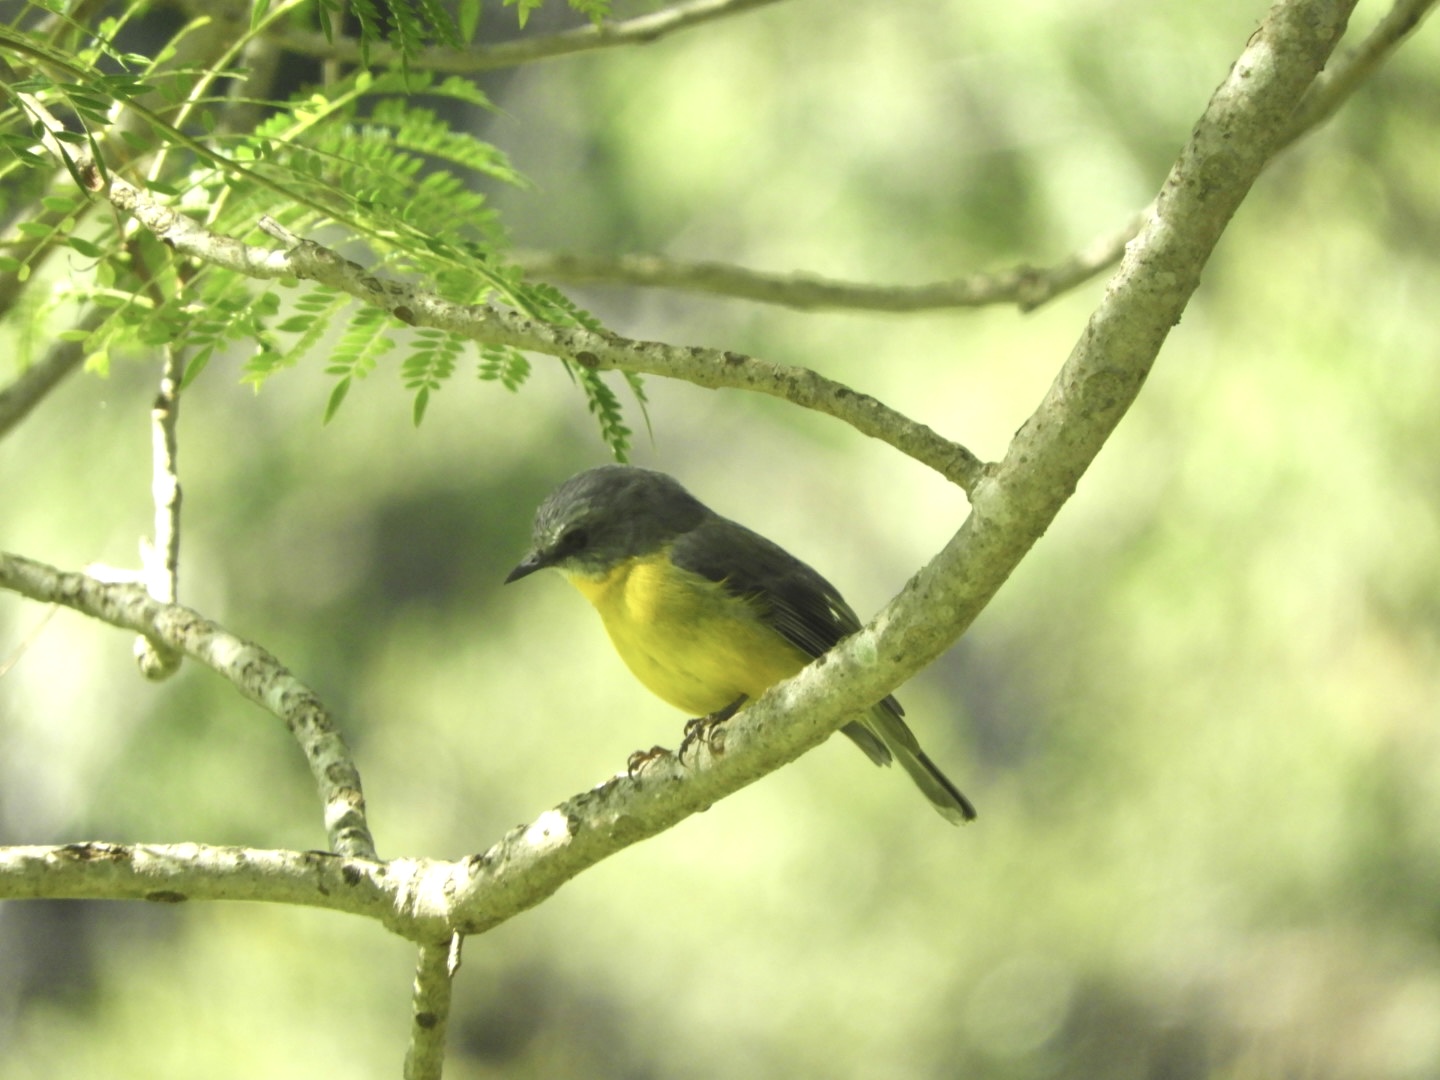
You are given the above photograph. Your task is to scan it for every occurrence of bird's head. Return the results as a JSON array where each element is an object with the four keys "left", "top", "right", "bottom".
[{"left": 505, "top": 465, "right": 707, "bottom": 584}]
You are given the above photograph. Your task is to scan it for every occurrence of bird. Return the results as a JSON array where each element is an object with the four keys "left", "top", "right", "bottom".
[{"left": 504, "top": 464, "right": 976, "bottom": 824}]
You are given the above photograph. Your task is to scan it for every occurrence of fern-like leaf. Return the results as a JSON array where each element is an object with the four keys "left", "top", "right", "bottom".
[
  {"left": 401, "top": 327, "right": 464, "bottom": 424},
  {"left": 323, "top": 304, "right": 398, "bottom": 422},
  {"left": 0, "top": 15, "right": 637, "bottom": 446},
  {"left": 576, "top": 365, "right": 632, "bottom": 461},
  {"left": 477, "top": 344, "right": 531, "bottom": 391}
]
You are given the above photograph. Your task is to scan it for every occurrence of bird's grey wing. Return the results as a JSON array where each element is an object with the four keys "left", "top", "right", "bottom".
[
  {"left": 669, "top": 515, "right": 906, "bottom": 763},
  {"left": 668, "top": 514, "right": 862, "bottom": 660},
  {"left": 672, "top": 513, "right": 976, "bottom": 823}
]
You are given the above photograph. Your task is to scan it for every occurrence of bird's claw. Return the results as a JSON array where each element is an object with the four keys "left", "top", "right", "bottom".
[
  {"left": 678, "top": 697, "right": 744, "bottom": 764},
  {"left": 678, "top": 723, "right": 716, "bottom": 764},
  {"left": 626, "top": 745, "right": 673, "bottom": 779}
]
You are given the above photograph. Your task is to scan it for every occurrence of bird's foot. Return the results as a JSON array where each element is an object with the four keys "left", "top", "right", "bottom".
[
  {"left": 626, "top": 745, "right": 673, "bottom": 779},
  {"left": 678, "top": 697, "right": 745, "bottom": 764}
]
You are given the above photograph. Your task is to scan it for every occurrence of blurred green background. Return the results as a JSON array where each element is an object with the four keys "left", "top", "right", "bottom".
[{"left": 3, "top": 0, "right": 1440, "bottom": 1076}]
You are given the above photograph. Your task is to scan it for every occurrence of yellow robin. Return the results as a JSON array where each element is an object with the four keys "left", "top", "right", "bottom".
[{"left": 506, "top": 465, "right": 976, "bottom": 824}]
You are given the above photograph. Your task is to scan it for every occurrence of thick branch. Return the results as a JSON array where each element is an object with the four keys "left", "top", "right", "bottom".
[
  {"left": 0, "top": 552, "right": 376, "bottom": 860},
  {"left": 3, "top": 0, "right": 1371, "bottom": 953},
  {"left": 270, "top": 0, "right": 786, "bottom": 73},
  {"left": 829, "top": 0, "right": 1361, "bottom": 702},
  {"left": 431, "top": 0, "right": 1366, "bottom": 934}
]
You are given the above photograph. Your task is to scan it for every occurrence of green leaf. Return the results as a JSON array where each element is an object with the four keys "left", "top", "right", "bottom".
[
  {"left": 623, "top": 371, "right": 652, "bottom": 442},
  {"left": 571, "top": 0, "right": 611, "bottom": 23},
  {"left": 324, "top": 377, "right": 351, "bottom": 423},
  {"left": 459, "top": 0, "right": 481, "bottom": 42},
  {"left": 181, "top": 345, "right": 216, "bottom": 389},
  {"left": 433, "top": 76, "right": 494, "bottom": 108},
  {"left": 577, "top": 367, "right": 632, "bottom": 461},
  {"left": 66, "top": 236, "right": 104, "bottom": 258},
  {"left": 504, "top": 0, "right": 542, "bottom": 29}
]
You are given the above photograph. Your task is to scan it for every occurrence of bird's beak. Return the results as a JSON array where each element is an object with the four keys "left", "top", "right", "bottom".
[{"left": 504, "top": 550, "right": 548, "bottom": 584}]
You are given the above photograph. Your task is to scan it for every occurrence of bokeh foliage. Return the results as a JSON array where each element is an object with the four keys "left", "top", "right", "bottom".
[{"left": 3, "top": 0, "right": 1439, "bottom": 1077}]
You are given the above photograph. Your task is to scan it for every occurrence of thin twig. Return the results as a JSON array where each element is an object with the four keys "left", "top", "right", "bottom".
[
  {"left": 514, "top": 217, "right": 1143, "bottom": 313},
  {"left": 0, "top": 552, "right": 377, "bottom": 860},
  {"left": 403, "top": 938, "right": 460, "bottom": 1080},
  {"left": 516, "top": 0, "right": 1427, "bottom": 316},
  {"left": 0, "top": 5, "right": 251, "bottom": 325},
  {"left": 0, "top": 77, "right": 97, "bottom": 324},
  {"left": 1282, "top": 0, "right": 1438, "bottom": 145},
  {"left": 92, "top": 170, "right": 986, "bottom": 489},
  {"left": 269, "top": 0, "right": 787, "bottom": 73},
  {"left": 134, "top": 344, "right": 185, "bottom": 679}
]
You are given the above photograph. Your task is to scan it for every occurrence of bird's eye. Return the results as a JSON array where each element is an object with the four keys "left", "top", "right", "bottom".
[{"left": 560, "top": 527, "right": 588, "bottom": 552}]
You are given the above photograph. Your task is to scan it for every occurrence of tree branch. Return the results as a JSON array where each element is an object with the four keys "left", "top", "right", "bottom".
[
  {"left": 94, "top": 172, "right": 986, "bottom": 490},
  {"left": 133, "top": 345, "right": 185, "bottom": 679},
  {"left": 268, "top": 218, "right": 985, "bottom": 487},
  {"left": 0, "top": 61, "right": 93, "bottom": 324},
  {"left": 268, "top": 0, "right": 787, "bottom": 74},
  {"left": 0, "top": 842, "right": 399, "bottom": 917},
  {"left": 91, "top": 0, "right": 1418, "bottom": 487},
  {"left": 833, "top": 0, "right": 1360, "bottom": 710},
  {"left": 403, "top": 939, "right": 460, "bottom": 1080},
  {"left": 431, "top": 0, "right": 1366, "bottom": 936},
  {"left": 511, "top": 218, "right": 1144, "bottom": 313},
  {"left": 1282, "top": 0, "right": 1437, "bottom": 145},
  {"left": 2, "top": 0, "right": 1366, "bottom": 954},
  {"left": 0, "top": 553, "right": 377, "bottom": 860},
  {"left": 516, "top": 0, "right": 1426, "bottom": 315}
]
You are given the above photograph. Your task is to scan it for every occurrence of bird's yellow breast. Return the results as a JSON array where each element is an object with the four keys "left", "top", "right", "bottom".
[{"left": 566, "top": 551, "right": 809, "bottom": 716}]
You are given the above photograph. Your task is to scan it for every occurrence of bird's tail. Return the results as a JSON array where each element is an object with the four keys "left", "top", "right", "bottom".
[{"left": 842, "top": 702, "right": 977, "bottom": 824}]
